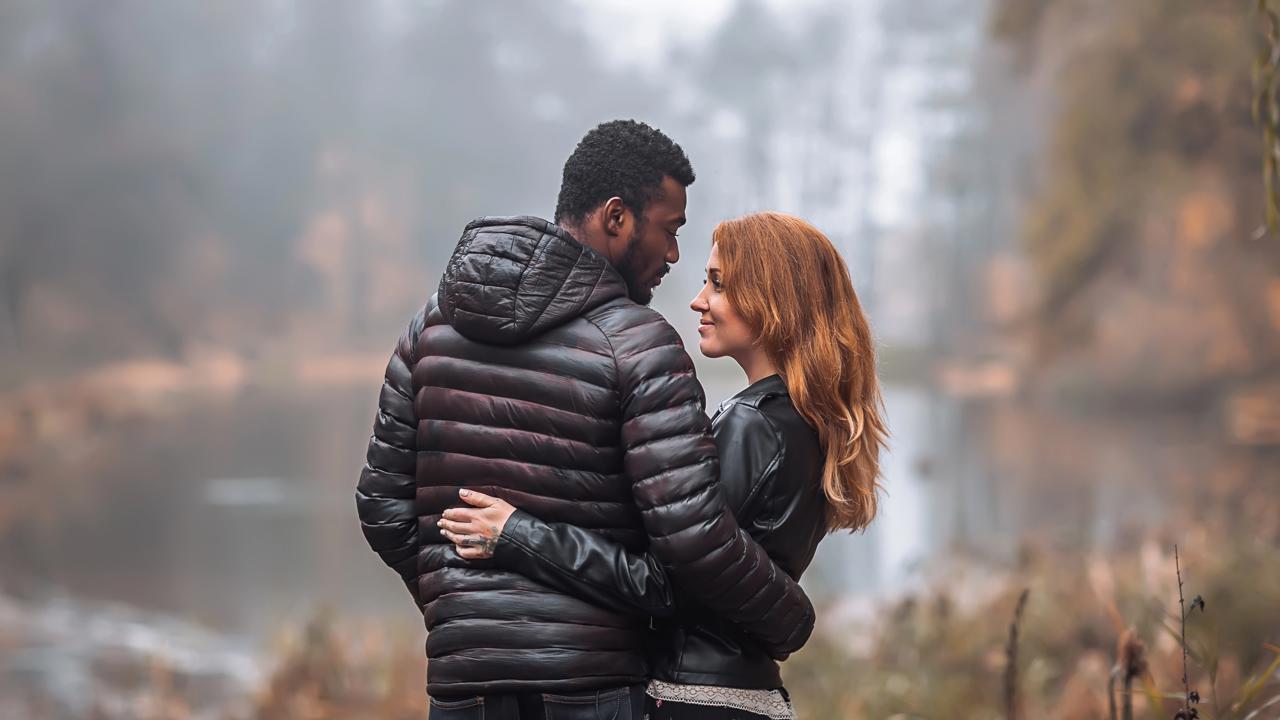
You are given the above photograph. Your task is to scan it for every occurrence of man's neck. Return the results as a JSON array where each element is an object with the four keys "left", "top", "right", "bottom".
[{"left": 560, "top": 220, "right": 614, "bottom": 266}]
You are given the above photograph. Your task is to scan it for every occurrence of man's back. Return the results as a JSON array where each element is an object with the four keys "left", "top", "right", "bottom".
[{"left": 359, "top": 216, "right": 702, "bottom": 694}]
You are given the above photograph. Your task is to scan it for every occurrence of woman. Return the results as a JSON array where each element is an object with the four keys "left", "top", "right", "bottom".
[{"left": 438, "top": 212, "right": 887, "bottom": 719}]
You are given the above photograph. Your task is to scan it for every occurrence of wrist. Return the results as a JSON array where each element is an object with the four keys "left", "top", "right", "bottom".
[{"left": 492, "top": 508, "right": 535, "bottom": 565}]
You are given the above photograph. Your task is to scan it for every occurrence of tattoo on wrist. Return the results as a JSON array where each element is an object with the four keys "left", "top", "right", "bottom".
[{"left": 462, "top": 535, "right": 498, "bottom": 554}]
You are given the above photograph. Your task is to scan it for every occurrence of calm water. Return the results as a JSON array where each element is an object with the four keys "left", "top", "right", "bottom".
[{"left": 5, "top": 379, "right": 954, "bottom": 635}]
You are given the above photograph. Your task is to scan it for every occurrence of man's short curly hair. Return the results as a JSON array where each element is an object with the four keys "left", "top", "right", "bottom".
[{"left": 554, "top": 120, "right": 695, "bottom": 226}]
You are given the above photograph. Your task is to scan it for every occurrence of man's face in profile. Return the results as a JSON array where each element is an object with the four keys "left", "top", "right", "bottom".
[{"left": 616, "top": 176, "right": 687, "bottom": 305}]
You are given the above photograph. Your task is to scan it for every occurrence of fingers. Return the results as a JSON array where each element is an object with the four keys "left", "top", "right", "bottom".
[
  {"left": 459, "top": 488, "right": 500, "bottom": 508},
  {"left": 441, "top": 527, "right": 496, "bottom": 560},
  {"left": 455, "top": 545, "right": 492, "bottom": 560},
  {"left": 438, "top": 517, "right": 479, "bottom": 536},
  {"left": 439, "top": 527, "right": 468, "bottom": 545},
  {"left": 441, "top": 507, "right": 485, "bottom": 523}
]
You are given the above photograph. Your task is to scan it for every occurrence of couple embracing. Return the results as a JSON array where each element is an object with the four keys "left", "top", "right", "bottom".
[{"left": 356, "top": 120, "right": 887, "bottom": 719}]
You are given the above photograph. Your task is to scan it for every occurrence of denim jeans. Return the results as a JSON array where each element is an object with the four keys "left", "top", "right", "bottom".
[{"left": 428, "top": 684, "right": 646, "bottom": 720}]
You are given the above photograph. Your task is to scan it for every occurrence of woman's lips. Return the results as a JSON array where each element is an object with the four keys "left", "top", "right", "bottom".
[{"left": 697, "top": 322, "right": 714, "bottom": 334}]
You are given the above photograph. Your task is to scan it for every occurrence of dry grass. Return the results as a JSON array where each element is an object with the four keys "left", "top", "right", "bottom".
[{"left": 782, "top": 520, "right": 1280, "bottom": 720}]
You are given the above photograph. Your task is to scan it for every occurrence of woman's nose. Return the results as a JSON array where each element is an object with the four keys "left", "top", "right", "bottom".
[{"left": 690, "top": 289, "right": 708, "bottom": 312}]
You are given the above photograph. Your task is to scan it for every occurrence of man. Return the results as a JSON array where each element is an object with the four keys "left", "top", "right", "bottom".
[{"left": 356, "top": 120, "right": 813, "bottom": 718}]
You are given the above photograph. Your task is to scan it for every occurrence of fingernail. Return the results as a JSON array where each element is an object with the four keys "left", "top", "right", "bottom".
[{"left": 459, "top": 489, "right": 470, "bottom": 496}]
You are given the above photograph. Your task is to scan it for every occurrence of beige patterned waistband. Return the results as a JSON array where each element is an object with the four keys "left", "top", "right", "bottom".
[{"left": 645, "top": 679, "right": 795, "bottom": 720}]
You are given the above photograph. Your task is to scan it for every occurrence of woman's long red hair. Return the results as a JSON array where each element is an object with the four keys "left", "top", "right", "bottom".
[{"left": 713, "top": 212, "right": 887, "bottom": 532}]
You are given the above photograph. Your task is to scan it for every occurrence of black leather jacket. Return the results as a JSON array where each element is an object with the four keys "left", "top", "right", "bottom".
[
  {"left": 355, "top": 217, "right": 814, "bottom": 696},
  {"left": 496, "top": 373, "right": 827, "bottom": 688}
]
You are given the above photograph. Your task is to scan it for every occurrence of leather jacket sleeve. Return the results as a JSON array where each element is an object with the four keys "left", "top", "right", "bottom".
[
  {"left": 493, "top": 509, "right": 675, "bottom": 616},
  {"left": 493, "top": 310, "right": 814, "bottom": 658},
  {"left": 355, "top": 299, "right": 432, "bottom": 607},
  {"left": 490, "top": 402, "right": 784, "bottom": 616}
]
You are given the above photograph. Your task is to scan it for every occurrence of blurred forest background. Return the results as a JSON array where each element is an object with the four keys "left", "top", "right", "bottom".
[{"left": 0, "top": 0, "right": 1277, "bottom": 718}]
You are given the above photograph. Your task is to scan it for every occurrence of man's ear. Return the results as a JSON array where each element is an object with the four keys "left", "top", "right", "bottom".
[{"left": 601, "top": 196, "right": 630, "bottom": 238}]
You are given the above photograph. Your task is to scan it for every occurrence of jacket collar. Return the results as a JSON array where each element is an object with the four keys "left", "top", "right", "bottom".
[{"left": 715, "top": 373, "right": 787, "bottom": 417}]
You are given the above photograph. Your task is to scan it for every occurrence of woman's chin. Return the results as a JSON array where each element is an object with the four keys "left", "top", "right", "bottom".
[{"left": 697, "top": 340, "right": 724, "bottom": 359}]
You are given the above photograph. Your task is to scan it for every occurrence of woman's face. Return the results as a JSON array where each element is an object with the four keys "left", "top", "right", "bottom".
[{"left": 690, "top": 243, "right": 757, "bottom": 360}]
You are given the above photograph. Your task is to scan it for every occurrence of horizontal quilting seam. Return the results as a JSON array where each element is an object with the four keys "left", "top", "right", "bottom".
[
  {"left": 420, "top": 357, "right": 615, "bottom": 394},
  {"left": 426, "top": 585, "right": 639, "bottom": 606},
  {"left": 590, "top": 305, "right": 666, "bottom": 332},
  {"left": 622, "top": 402, "right": 704, "bottom": 452},
  {"left": 419, "top": 317, "right": 614, "bottom": 356},
  {"left": 431, "top": 647, "right": 646, "bottom": 658},
  {"left": 632, "top": 460, "right": 717, "bottom": 512},
  {"left": 419, "top": 517, "right": 638, "bottom": 534},
  {"left": 364, "top": 457, "right": 415, "bottom": 476},
  {"left": 375, "top": 408, "right": 416, "bottom": 433},
  {"left": 383, "top": 377, "right": 413, "bottom": 402},
  {"left": 424, "top": 340, "right": 613, "bottom": 364},
  {"left": 358, "top": 464, "right": 415, "bottom": 483},
  {"left": 423, "top": 615, "right": 643, "bottom": 633},
  {"left": 417, "top": 449, "right": 622, "bottom": 485},
  {"left": 359, "top": 518, "right": 416, "bottom": 528},
  {"left": 626, "top": 369, "right": 695, "bottom": 398},
  {"left": 521, "top": 338, "right": 612, "bottom": 359},
  {"left": 419, "top": 489, "right": 631, "bottom": 515},
  {"left": 419, "top": 387, "right": 616, "bottom": 431},
  {"left": 422, "top": 417, "right": 617, "bottom": 454},
  {"left": 617, "top": 340, "right": 682, "bottom": 365},
  {"left": 418, "top": 487, "right": 633, "bottom": 515}
]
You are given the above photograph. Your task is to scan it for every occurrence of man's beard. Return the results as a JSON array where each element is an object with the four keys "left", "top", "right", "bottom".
[{"left": 616, "top": 227, "right": 654, "bottom": 305}]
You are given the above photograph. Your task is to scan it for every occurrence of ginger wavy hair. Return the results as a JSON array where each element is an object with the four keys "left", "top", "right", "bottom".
[{"left": 713, "top": 212, "right": 887, "bottom": 532}]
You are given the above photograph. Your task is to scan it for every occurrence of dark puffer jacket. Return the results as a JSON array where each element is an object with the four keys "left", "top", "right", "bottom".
[
  {"left": 491, "top": 374, "right": 828, "bottom": 690},
  {"left": 355, "top": 216, "right": 814, "bottom": 696}
]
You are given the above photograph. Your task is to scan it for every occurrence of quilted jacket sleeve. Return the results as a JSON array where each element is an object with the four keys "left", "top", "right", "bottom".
[
  {"left": 355, "top": 300, "right": 431, "bottom": 607},
  {"left": 608, "top": 310, "right": 814, "bottom": 658},
  {"left": 493, "top": 307, "right": 814, "bottom": 658}
]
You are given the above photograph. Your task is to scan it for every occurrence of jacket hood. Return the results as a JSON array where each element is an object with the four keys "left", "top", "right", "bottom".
[{"left": 438, "top": 216, "right": 629, "bottom": 345}]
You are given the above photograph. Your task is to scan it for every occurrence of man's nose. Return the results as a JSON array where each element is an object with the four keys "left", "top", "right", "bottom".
[{"left": 667, "top": 237, "right": 680, "bottom": 264}]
